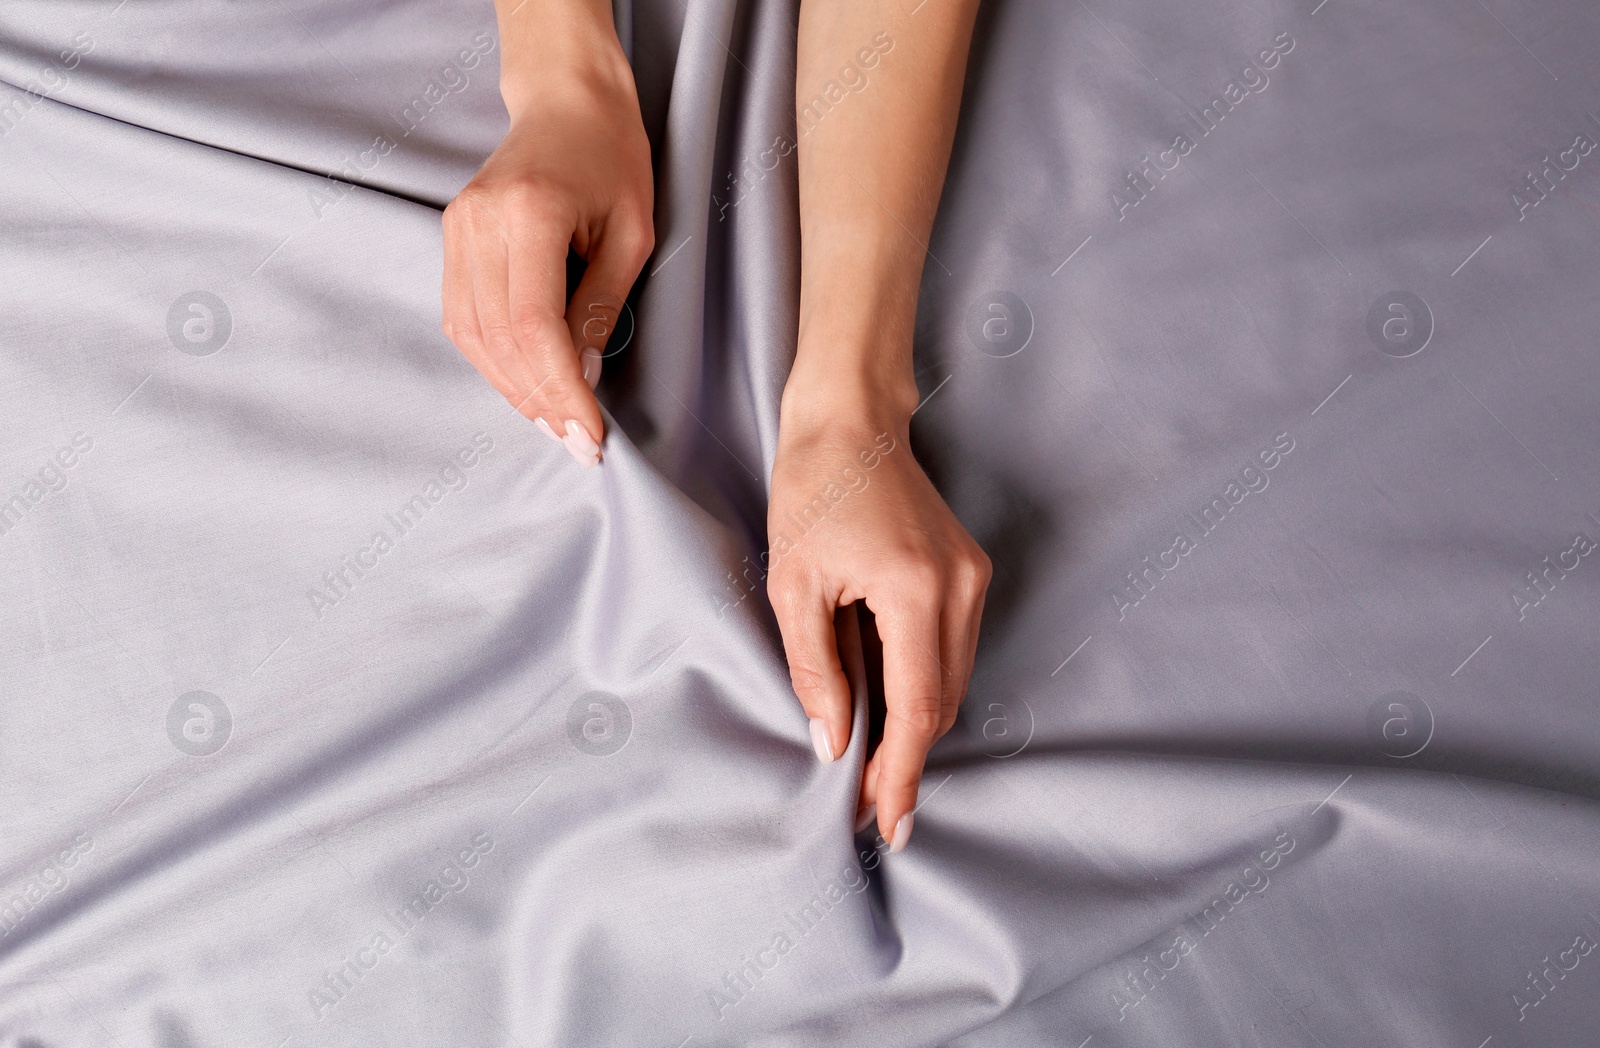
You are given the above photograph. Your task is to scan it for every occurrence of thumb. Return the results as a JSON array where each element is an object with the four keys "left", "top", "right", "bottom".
[{"left": 568, "top": 220, "right": 652, "bottom": 390}]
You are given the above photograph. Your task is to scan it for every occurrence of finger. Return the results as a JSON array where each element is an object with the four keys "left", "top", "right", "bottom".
[
  {"left": 938, "top": 601, "right": 970, "bottom": 735},
  {"left": 868, "top": 592, "right": 946, "bottom": 852},
  {"left": 961, "top": 580, "right": 988, "bottom": 703},
  {"left": 461, "top": 198, "right": 598, "bottom": 467},
  {"left": 567, "top": 214, "right": 653, "bottom": 390},
  {"left": 504, "top": 209, "right": 607, "bottom": 464},
  {"left": 770, "top": 573, "right": 852, "bottom": 765},
  {"left": 441, "top": 205, "right": 518, "bottom": 403},
  {"left": 938, "top": 560, "right": 989, "bottom": 730},
  {"left": 962, "top": 548, "right": 993, "bottom": 702},
  {"left": 835, "top": 605, "right": 877, "bottom": 830},
  {"left": 458, "top": 197, "right": 549, "bottom": 411},
  {"left": 466, "top": 216, "right": 551, "bottom": 414},
  {"left": 856, "top": 752, "right": 880, "bottom": 833}
]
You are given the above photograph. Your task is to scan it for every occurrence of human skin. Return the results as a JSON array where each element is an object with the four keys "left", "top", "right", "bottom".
[
  {"left": 778, "top": 0, "right": 988, "bottom": 851},
  {"left": 442, "top": 0, "right": 989, "bottom": 852},
  {"left": 440, "top": 0, "right": 652, "bottom": 467}
]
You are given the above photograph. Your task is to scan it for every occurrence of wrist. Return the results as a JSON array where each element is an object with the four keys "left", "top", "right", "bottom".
[
  {"left": 497, "top": 3, "right": 633, "bottom": 119},
  {"left": 779, "top": 354, "right": 919, "bottom": 443},
  {"left": 789, "top": 286, "right": 921, "bottom": 435}
]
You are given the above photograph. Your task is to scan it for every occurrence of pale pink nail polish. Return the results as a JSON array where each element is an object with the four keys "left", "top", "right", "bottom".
[
  {"left": 888, "top": 813, "right": 914, "bottom": 854},
  {"left": 855, "top": 804, "right": 877, "bottom": 834},
  {"left": 562, "top": 442, "right": 598, "bottom": 468},
  {"left": 564, "top": 419, "right": 600, "bottom": 457},
  {"left": 808, "top": 717, "right": 834, "bottom": 764},
  {"left": 580, "top": 347, "right": 602, "bottom": 390}
]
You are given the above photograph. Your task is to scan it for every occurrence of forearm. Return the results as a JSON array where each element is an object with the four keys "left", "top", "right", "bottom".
[
  {"left": 493, "top": 0, "right": 631, "bottom": 118},
  {"left": 787, "top": 0, "right": 981, "bottom": 427}
]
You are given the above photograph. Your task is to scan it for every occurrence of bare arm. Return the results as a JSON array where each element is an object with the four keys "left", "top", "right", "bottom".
[
  {"left": 771, "top": 0, "right": 989, "bottom": 851},
  {"left": 789, "top": 0, "right": 980, "bottom": 408},
  {"left": 442, "top": 0, "right": 654, "bottom": 467}
]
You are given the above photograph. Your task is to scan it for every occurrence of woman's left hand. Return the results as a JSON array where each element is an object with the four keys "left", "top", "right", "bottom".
[{"left": 766, "top": 382, "right": 991, "bottom": 853}]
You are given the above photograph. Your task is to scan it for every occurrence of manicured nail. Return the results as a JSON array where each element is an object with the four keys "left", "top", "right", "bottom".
[
  {"left": 808, "top": 717, "right": 834, "bottom": 764},
  {"left": 854, "top": 804, "right": 876, "bottom": 834},
  {"left": 888, "top": 813, "right": 914, "bottom": 854},
  {"left": 534, "top": 417, "right": 563, "bottom": 445},
  {"left": 580, "top": 347, "right": 602, "bottom": 390},
  {"left": 563, "top": 420, "right": 601, "bottom": 467},
  {"left": 564, "top": 419, "right": 600, "bottom": 456}
]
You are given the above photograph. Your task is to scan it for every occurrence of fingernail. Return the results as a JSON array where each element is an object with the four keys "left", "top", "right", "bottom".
[
  {"left": 563, "top": 442, "right": 599, "bottom": 468},
  {"left": 564, "top": 419, "right": 600, "bottom": 456},
  {"left": 854, "top": 804, "right": 876, "bottom": 834},
  {"left": 808, "top": 717, "right": 834, "bottom": 764},
  {"left": 563, "top": 420, "right": 601, "bottom": 467},
  {"left": 534, "top": 417, "right": 564, "bottom": 445},
  {"left": 888, "top": 813, "right": 914, "bottom": 854},
  {"left": 580, "top": 347, "right": 602, "bottom": 390}
]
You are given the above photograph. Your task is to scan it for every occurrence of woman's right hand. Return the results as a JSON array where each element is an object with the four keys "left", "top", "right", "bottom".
[{"left": 442, "top": 1, "right": 654, "bottom": 467}]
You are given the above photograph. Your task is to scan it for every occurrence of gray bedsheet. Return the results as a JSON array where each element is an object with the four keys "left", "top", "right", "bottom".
[{"left": 3, "top": 0, "right": 1599, "bottom": 1045}]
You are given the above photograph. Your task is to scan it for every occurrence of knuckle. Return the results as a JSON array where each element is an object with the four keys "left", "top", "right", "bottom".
[
  {"left": 955, "top": 549, "right": 992, "bottom": 595},
  {"left": 451, "top": 184, "right": 494, "bottom": 222},
  {"left": 478, "top": 317, "right": 514, "bottom": 346},
  {"left": 501, "top": 178, "right": 546, "bottom": 210},
  {"left": 766, "top": 572, "right": 804, "bottom": 612},
  {"left": 766, "top": 556, "right": 808, "bottom": 592},
  {"left": 615, "top": 216, "right": 656, "bottom": 267},
  {"left": 507, "top": 181, "right": 570, "bottom": 230},
  {"left": 457, "top": 180, "right": 563, "bottom": 239},
  {"left": 479, "top": 321, "right": 523, "bottom": 359},
  {"left": 788, "top": 663, "right": 837, "bottom": 702},
  {"left": 509, "top": 308, "right": 548, "bottom": 345},
  {"left": 450, "top": 320, "right": 484, "bottom": 351},
  {"left": 889, "top": 699, "right": 943, "bottom": 742}
]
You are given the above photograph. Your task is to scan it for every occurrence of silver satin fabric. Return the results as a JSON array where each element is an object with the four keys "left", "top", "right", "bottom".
[{"left": 3, "top": 0, "right": 1600, "bottom": 1045}]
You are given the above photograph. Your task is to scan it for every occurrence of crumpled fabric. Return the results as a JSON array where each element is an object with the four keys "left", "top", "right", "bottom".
[{"left": 2, "top": 0, "right": 1599, "bottom": 1045}]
